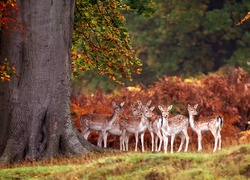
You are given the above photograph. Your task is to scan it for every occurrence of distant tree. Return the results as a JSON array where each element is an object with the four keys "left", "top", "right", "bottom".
[
  {"left": 71, "top": 0, "right": 156, "bottom": 93},
  {"left": 125, "top": 0, "right": 250, "bottom": 84}
]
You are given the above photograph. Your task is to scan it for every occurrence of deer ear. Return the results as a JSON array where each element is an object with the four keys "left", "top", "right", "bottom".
[
  {"left": 150, "top": 106, "right": 155, "bottom": 111},
  {"left": 112, "top": 101, "right": 116, "bottom": 107},
  {"left": 120, "top": 102, "right": 125, "bottom": 107},
  {"left": 158, "top": 105, "right": 163, "bottom": 111},
  {"left": 168, "top": 105, "right": 173, "bottom": 111},
  {"left": 194, "top": 104, "right": 198, "bottom": 109},
  {"left": 146, "top": 100, "right": 152, "bottom": 107},
  {"left": 137, "top": 100, "right": 142, "bottom": 106}
]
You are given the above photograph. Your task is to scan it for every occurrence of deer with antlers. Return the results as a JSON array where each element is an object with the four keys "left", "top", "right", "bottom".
[
  {"left": 187, "top": 104, "right": 224, "bottom": 152},
  {"left": 80, "top": 101, "right": 125, "bottom": 148},
  {"left": 120, "top": 100, "right": 155, "bottom": 152},
  {"left": 159, "top": 105, "right": 189, "bottom": 154}
]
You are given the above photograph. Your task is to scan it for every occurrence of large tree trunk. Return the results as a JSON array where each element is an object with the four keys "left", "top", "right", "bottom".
[{"left": 0, "top": 0, "right": 99, "bottom": 165}]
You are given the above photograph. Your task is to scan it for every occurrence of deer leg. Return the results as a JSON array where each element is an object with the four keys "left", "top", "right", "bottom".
[
  {"left": 162, "top": 130, "right": 168, "bottom": 153},
  {"left": 171, "top": 134, "right": 176, "bottom": 154},
  {"left": 135, "top": 132, "right": 139, "bottom": 152},
  {"left": 213, "top": 135, "right": 218, "bottom": 152},
  {"left": 210, "top": 129, "right": 219, "bottom": 152},
  {"left": 155, "top": 136, "right": 158, "bottom": 152},
  {"left": 156, "top": 132, "right": 162, "bottom": 152},
  {"left": 81, "top": 124, "right": 89, "bottom": 137},
  {"left": 141, "top": 132, "right": 145, "bottom": 152},
  {"left": 197, "top": 131, "right": 202, "bottom": 152},
  {"left": 164, "top": 136, "right": 168, "bottom": 154},
  {"left": 103, "top": 131, "right": 108, "bottom": 148},
  {"left": 150, "top": 132, "right": 154, "bottom": 152},
  {"left": 97, "top": 132, "right": 103, "bottom": 147},
  {"left": 125, "top": 135, "right": 129, "bottom": 151},
  {"left": 119, "top": 136, "right": 123, "bottom": 151},
  {"left": 121, "top": 130, "right": 126, "bottom": 151},
  {"left": 184, "top": 131, "right": 189, "bottom": 152},
  {"left": 180, "top": 130, "right": 189, "bottom": 152},
  {"left": 218, "top": 132, "right": 222, "bottom": 150},
  {"left": 177, "top": 132, "right": 184, "bottom": 152},
  {"left": 83, "top": 130, "right": 92, "bottom": 140}
]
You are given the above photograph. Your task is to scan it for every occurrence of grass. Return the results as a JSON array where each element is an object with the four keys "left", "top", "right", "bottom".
[{"left": 0, "top": 144, "right": 250, "bottom": 180}]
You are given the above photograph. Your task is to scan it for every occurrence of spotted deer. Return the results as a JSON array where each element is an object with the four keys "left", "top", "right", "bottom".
[
  {"left": 159, "top": 105, "right": 189, "bottom": 154},
  {"left": 130, "top": 100, "right": 165, "bottom": 152},
  {"left": 80, "top": 101, "right": 125, "bottom": 148},
  {"left": 148, "top": 114, "right": 164, "bottom": 152},
  {"left": 129, "top": 100, "right": 165, "bottom": 152},
  {"left": 97, "top": 103, "right": 142, "bottom": 150},
  {"left": 120, "top": 100, "right": 155, "bottom": 152},
  {"left": 187, "top": 104, "right": 224, "bottom": 152}
]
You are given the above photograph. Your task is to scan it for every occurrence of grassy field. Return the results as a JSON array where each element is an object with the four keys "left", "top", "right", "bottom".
[{"left": 0, "top": 144, "right": 249, "bottom": 180}]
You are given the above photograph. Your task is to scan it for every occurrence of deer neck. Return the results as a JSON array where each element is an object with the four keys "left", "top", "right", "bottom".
[
  {"left": 141, "top": 114, "right": 149, "bottom": 126},
  {"left": 162, "top": 115, "right": 169, "bottom": 129},
  {"left": 109, "top": 111, "right": 119, "bottom": 126},
  {"left": 188, "top": 114, "right": 196, "bottom": 130}
]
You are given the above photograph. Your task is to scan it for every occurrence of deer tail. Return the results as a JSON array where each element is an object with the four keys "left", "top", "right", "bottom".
[{"left": 217, "top": 116, "right": 224, "bottom": 133}]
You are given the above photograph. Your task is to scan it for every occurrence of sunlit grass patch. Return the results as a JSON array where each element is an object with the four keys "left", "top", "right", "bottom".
[{"left": 0, "top": 165, "right": 75, "bottom": 179}]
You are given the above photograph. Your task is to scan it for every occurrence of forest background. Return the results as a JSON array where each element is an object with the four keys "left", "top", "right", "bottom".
[
  {"left": 70, "top": 0, "right": 250, "bottom": 151},
  {"left": 72, "top": 0, "right": 250, "bottom": 94}
]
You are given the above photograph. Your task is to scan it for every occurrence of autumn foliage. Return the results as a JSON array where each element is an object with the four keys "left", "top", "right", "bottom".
[
  {"left": 0, "top": 0, "right": 22, "bottom": 82},
  {"left": 72, "top": 1, "right": 143, "bottom": 84},
  {"left": 0, "top": 58, "right": 16, "bottom": 82},
  {"left": 0, "top": 0, "right": 22, "bottom": 31},
  {"left": 71, "top": 68, "right": 250, "bottom": 151},
  {"left": 236, "top": 11, "right": 250, "bottom": 26}
]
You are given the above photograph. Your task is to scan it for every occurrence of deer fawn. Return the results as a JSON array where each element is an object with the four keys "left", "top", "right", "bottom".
[
  {"left": 80, "top": 101, "right": 125, "bottom": 148},
  {"left": 187, "top": 104, "right": 224, "bottom": 152},
  {"left": 159, "top": 105, "right": 189, "bottom": 154},
  {"left": 120, "top": 100, "right": 155, "bottom": 152}
]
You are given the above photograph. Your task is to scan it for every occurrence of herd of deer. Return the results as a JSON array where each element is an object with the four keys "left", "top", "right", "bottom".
[{"left": 80, "top": 100, "right": 224, "bottom": 153}]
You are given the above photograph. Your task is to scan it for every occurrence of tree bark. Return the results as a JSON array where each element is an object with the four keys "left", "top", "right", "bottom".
[{"left": 0, "top": 0, "right": 100, "bottom": 165}]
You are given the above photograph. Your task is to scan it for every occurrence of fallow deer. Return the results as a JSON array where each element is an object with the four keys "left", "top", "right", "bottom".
[
  {"left": 126, "top": 100, "right": 164, "bottom": 152},
  {"left": 147, "top": 113, "right": 164, "bottom": 152},
  {"left": 159, "top": 105, "right": 189, "bottom": 154},
  {"left": 120, "top": 100, "right": 155, "bottom": 152},
  {"left": 97, "top": 103, "right": 141, "bottom": 150},
  {"left": 80, "top": 101, "right": 125, "bottom": 148},
  {"left": 130, "top": 100, "right": 165, "bottom": 152},
  {"left": 187, "top": 104, "right": 224, "bottom": 152}
]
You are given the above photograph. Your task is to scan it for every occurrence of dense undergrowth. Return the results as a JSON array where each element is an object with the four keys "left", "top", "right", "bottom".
[{"left": 71, "top": 67, "right": 250, "bottom": 151}]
